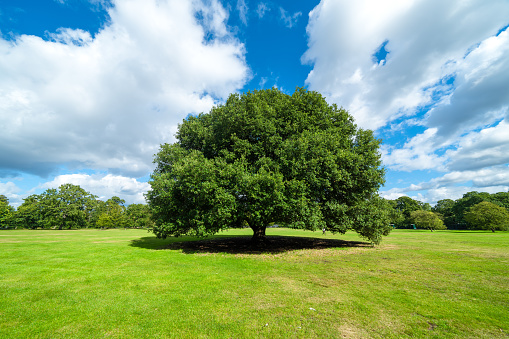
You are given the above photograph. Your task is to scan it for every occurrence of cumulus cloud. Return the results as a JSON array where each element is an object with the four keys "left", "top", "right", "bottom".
[
  {"left": 303, "top": 0, "right": 509, "bottom": 130},
  {"left": 40, "top": 173, "right": 150, "bottom": 204},
  {"left": 426, "top": 28, "right": 509, "bottom": 142},
  {"left": 0, "top": 181, "right": 22, "bottom": 206},
  {"left": 303, "top": 0, "right": 509, "bottom": 201},
  {"left": 0, "top": 0, "right": 249, "bottom": 178},
  {"left": 380, "top": 165, "right": 509, "bottom": 204},
  {"left": 381, "top": 128, "right": 448, "bottom": 172},
  {"left": 445, "top": 119, "right": 509, "bottom": 171}
]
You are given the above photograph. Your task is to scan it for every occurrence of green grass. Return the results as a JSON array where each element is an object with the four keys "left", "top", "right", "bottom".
[{"left": 1, "top": 228, "right": 508, "bottom": 338}]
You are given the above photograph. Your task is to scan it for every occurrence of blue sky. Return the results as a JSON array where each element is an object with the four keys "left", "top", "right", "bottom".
[{"left": 1, "top": 0, "right": 509, "bottom": 207}]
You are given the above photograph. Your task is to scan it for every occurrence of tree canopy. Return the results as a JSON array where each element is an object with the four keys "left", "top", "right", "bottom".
[
  {"left": 410, "top": 210, "right": 446, "bottom": 232},
  {"left": 432, "top": 199, "right": 455, "bottom": 226},
  {"left": 125, "top": 203, "right": 154, "bottom": 229},
  {"left": 388, "top": 196, "right": 431, "bottom": 228},
  {"left": 14, "top": 184, "right": 97, "bottom": 229},
  {"left": 96, "top": 196, "right": 127, "bottom": 229},
  {"left": 0, "top": 195, "right": 15, "bottom": 229},
  {"left": 464, "top": 201, "right": 509, "bottom": 232},
  {"left": 12, "top": 184, "right": 149, "bottom": 230},
  {"left": 383, "top": 191, "right": 509, "bottom": 231},
  {"left": 147, "top": 88, "right": 391, "bottom": 244}
]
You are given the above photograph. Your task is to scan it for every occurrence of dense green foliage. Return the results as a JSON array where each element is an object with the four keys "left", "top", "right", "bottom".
[
  {"left": 464, "top": 201, "right": 509, "bottom": 232},
  {"left": 13, "top": 184, "right": 97, "bottom": 229},
  {"left": 125, "top": 203, "right": 154, "bottom": 229},
  {"left": 390, "top": 196, "right": 431, "bottom": 228},
  {"left": 450, "top": 191, "right": 509, "bottom": 227},
  {"left": 96, "top": 197, "right": 127, "bottom": 229},
  {"left": 432, "top": 198, "right": 456, "bottom": 226},
  {"left": 410, "top": 210, "right": 446, "bottom": 231},
  {"left": 5, "top": 184, "right": 151, "bottom": 230},
  {"left": 2, "top": 182, "right": 507, "bottom": 233},
  {"left": 386, "top": 191, "right": 509, "bottom": 231},
  {"left": 147, "top": 88, "right": 391, "bottom": 244},
  {"left": 0, "top": 195, "right": 15, "bottom": 229}
]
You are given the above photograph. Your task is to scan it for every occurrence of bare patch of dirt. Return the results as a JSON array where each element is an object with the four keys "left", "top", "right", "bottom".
[
  {"left": 428, "top": 321, "right": 438, "bottom": 331},
  {"left": 335, "top": 323, "right": 368, "bottom": 338}
]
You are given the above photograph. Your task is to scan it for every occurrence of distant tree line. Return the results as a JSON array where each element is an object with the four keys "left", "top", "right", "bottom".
[
  {"left": 0, "top": 184, "right": 153, "bottom": 230},
  {"left": 1, "top": 186, "right": 508, "bottom": 232},
  {"left": 388, "top": 191, "right": 509, "bottom": 232}
]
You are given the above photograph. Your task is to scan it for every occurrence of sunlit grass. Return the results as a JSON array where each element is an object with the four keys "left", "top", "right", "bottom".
[{"left": 1, "top": 228, "right": 508, "bottom": 338}]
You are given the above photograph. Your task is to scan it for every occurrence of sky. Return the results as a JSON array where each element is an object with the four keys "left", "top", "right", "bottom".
[{"left": 1, "top": 0, "right": 509, "bottom": 207}]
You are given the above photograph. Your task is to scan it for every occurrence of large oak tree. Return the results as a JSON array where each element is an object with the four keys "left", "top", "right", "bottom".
[{"left": 147, "top": 88, "right": 392, "bottom": 244}]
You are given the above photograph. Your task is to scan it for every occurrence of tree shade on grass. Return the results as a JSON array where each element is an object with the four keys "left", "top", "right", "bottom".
[
  {"left": 1, "top": 228, "right": 508, "bottom": 338},
  {"left": 147, "top": 88, "right": 391, "bottom": 245}
]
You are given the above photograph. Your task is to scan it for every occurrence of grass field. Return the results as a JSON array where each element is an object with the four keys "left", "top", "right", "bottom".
[{"left": 0, "top": 228, "right": 508, "bottom": 338}]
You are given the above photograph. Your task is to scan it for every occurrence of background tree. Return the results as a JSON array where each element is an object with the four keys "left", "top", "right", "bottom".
[
  {"left": 386, "top": 199, "right": 404, "bottom": 226},
  {"left": 56, "top": 184, "right": 97, "bottom": 229},
  {"left": 432, "top": 199, "right": 456, "bottom": 228},
  {"left": 12, "top": 184, "right": 97, "bottom": 229},
  {"left": 125, "top": 204, "right": 154, "bottom": 229},
  {"left": 0, "top": 194, "right": 8, "bottom": 204},
  {"left": 410, "top": 210, "right": 447, "bottom": 231},
  {"left": 88, "top": 200, "right": 107, "bottom": 228},
  {"left": 147, "top": 88, "right": 391, "bottom": 245},
  {"left": 38, "top": 189, "right": 61, "bottom": 229},
  {"left": 96, "top": 197, "right": 127, "bottom": 229},
  {"left": 392, "top": 196, "right": 427, "bottom": 228},
  {"left": 0, "top": 195, "right": 15, "bottom": 229},
  {"left": 451, "top": 191, "right": 492, "bottom": 227},
  {"left": 464, "top": 201, "right": 509, "bottom": 232},
  {"left": 14, "top": 195, "right": 43, "bottom": 229},
  {"left": 489, "top": 192, "right": 509, "bottom": 210}
]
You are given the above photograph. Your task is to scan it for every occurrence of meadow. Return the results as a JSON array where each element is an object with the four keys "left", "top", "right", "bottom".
[{"left": 0, "top": 228, "right": 507, "bottom": 338}]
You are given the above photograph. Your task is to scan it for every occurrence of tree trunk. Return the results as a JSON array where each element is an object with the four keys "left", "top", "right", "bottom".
[{"left": 251, "top": 225, "right": 268, "bottom": 245}]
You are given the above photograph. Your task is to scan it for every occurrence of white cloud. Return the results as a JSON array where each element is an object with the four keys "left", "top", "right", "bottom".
[
  {"left": 259, "top": 77, "right": 267, "bottom": 88},
  {"left": 303, "top": 0, "right": 509, "bottom": 202},
  {"left": 0, "top": 0, "right": 249, "bottom": 178},
  {"left": 380, "top": 191, "right": 407, "bottom": 201},
  {"left": 383, "top": 108, "right": 509, "bottom": 174},
  {"left": 40, "top": 173, "right": 150, "bottom": 204},
  {"left": 0, "top": 182, "right": 22, "bottom": 206},
  {"left": 303, "top": 0, "right": 509, "bottom": 131},
  {"left": 237, "top": 0, "right": 248, "bottom": 25},
  {"left": 48, "top": 28, "right": 93, "bottom": 46},
  {"left": 279, "top": 7, "right": 301, "bottom": 28},
  {"left": 381, "top": 128, "right": 448, "bottom": 172},
  {"left": 380, "top": 165, "right": 509, "bottom": 204},
  {"left": 445, "top": 119, "right": 509, "bottom": 171},
  {"left": 426, "top": 28, "right": 509, "bottom": 141},
  {"left": 256, "top": 2, "right": 270, "bottom": 19}
]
